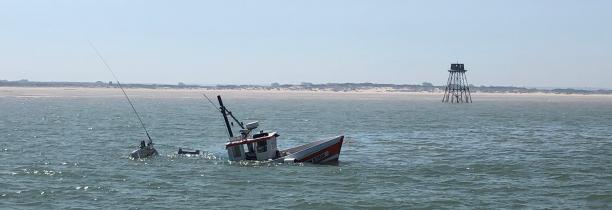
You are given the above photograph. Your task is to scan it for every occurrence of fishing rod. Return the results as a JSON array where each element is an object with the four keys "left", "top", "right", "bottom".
[{"left": 89, "top": 42, "right": 153, "bottom": 143}]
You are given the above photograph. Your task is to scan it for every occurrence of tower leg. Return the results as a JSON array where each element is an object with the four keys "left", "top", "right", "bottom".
[
  {"left": 443, "top": 71, "right": 452, "bottom": 103},
  {"left": 462, "top": 72, "right": 472, "bottom": 103},
  {"left": 443, "top": 70, "right": 472, "bottom": 103}
]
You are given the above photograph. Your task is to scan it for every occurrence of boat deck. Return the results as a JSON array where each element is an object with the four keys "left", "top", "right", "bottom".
[{"left": 279, "top": 139, "right": 329, "bottom": 156}]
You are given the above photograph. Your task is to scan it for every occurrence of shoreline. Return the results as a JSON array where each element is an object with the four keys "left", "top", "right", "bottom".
[{"left": 2, "top": 86, "right": 612, "bottom": 99}]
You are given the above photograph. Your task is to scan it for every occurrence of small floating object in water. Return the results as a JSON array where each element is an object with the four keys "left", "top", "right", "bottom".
[{"left": 178, "top": 148, "right": 200, "bottom": 155}]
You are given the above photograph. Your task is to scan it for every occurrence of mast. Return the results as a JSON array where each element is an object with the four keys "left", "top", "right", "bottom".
[{"left": 217, "top": 95, "right": 234, "bottom": 137}]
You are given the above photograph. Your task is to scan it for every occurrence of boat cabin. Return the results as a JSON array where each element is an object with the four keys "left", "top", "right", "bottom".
[{"left": 225, "top": 121, "right": 280, "bottom": 161}]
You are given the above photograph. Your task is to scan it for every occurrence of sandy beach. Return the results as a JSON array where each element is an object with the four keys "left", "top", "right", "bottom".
[{"left": 2, "top": 86, "right": 612, "bottom": 101}]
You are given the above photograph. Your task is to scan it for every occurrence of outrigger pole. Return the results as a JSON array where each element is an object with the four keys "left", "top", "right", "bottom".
[
  {"left": 214, "top": 95, "right": 245, "bottom": 138},
  {"left": 89, "top": 42, "right": 153, "bottom": 144},
  {"left": 217, "top": 95, "right": 233, "bottom": 137}
]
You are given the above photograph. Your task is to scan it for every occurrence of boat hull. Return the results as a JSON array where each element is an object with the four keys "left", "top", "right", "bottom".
[
  {"left": 280, "top": 135, "right": 344, "bottom": 164},
  {"left": 130, "top": 147, "right": 158, "bottom": 159}
]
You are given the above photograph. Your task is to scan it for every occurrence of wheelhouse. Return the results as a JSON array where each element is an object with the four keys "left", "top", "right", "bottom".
[{"left": 226, "top": 131, "right": 279, "bottom": 161}]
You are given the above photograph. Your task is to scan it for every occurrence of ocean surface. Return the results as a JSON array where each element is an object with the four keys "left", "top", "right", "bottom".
[{"left": 1, "top": 90, "right": 612, "bottom": 209}]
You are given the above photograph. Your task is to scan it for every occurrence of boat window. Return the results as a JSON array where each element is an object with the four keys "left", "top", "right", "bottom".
[
  {"left": 257, "top": 140, "right": 267, "bottom": 153},
  {"left": 232, "top": 145, "right": 242, "bottom": 157},
  {"left": 247, "top": 143, "right": 255, "bottom": 153}
]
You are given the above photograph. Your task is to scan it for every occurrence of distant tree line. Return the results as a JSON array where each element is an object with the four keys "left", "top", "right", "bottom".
[{"left": 1, "top": 79, "right": 610, "bottom": 95}]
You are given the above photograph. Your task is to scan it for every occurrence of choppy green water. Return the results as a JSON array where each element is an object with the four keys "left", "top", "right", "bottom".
[{"left": 1, "top": 92, "right": 611, "bottom": 209}]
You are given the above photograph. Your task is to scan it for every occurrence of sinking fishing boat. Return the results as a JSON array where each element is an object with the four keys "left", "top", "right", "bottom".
[
  {"left": 130, "top": 139, "right": 158, "bottom": 159},
  {"left": 213, "top": 95, "right": 344, "bottom": 164}
]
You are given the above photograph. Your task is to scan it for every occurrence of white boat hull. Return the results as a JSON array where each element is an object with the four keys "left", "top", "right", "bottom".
[{"left": 279, "top": 135, "right": 344, "bottom": 164}]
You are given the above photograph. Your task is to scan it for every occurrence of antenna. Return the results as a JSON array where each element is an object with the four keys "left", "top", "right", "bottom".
[{"left": 88, "top": 41, "right": 153, "bottom": 143}]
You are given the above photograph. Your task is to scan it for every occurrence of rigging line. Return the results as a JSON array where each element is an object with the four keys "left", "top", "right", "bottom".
[
  {"left": 202, "top": 93, "right": 236, "bottom": 135},
  {"left": 202, "top": 93, "right": 221, "bottom": 112},
  {"left": 88, "top": 41, "right": 153, "bottom": 143},
  {"left": 202, "top": 93, "right": 244, "bottom": 131},
  {"left": 202, "top": 93, "right": 232, "bottom": 134}
]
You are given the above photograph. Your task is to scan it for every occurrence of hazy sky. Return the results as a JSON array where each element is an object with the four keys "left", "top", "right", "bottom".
[{"left": 1, "top": 0, "right": 611, "bottom": 88}]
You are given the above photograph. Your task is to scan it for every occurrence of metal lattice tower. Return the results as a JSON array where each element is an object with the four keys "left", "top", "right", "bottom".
[{"left": 442, "top": 63, "right": 472, "bottom": 103}]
